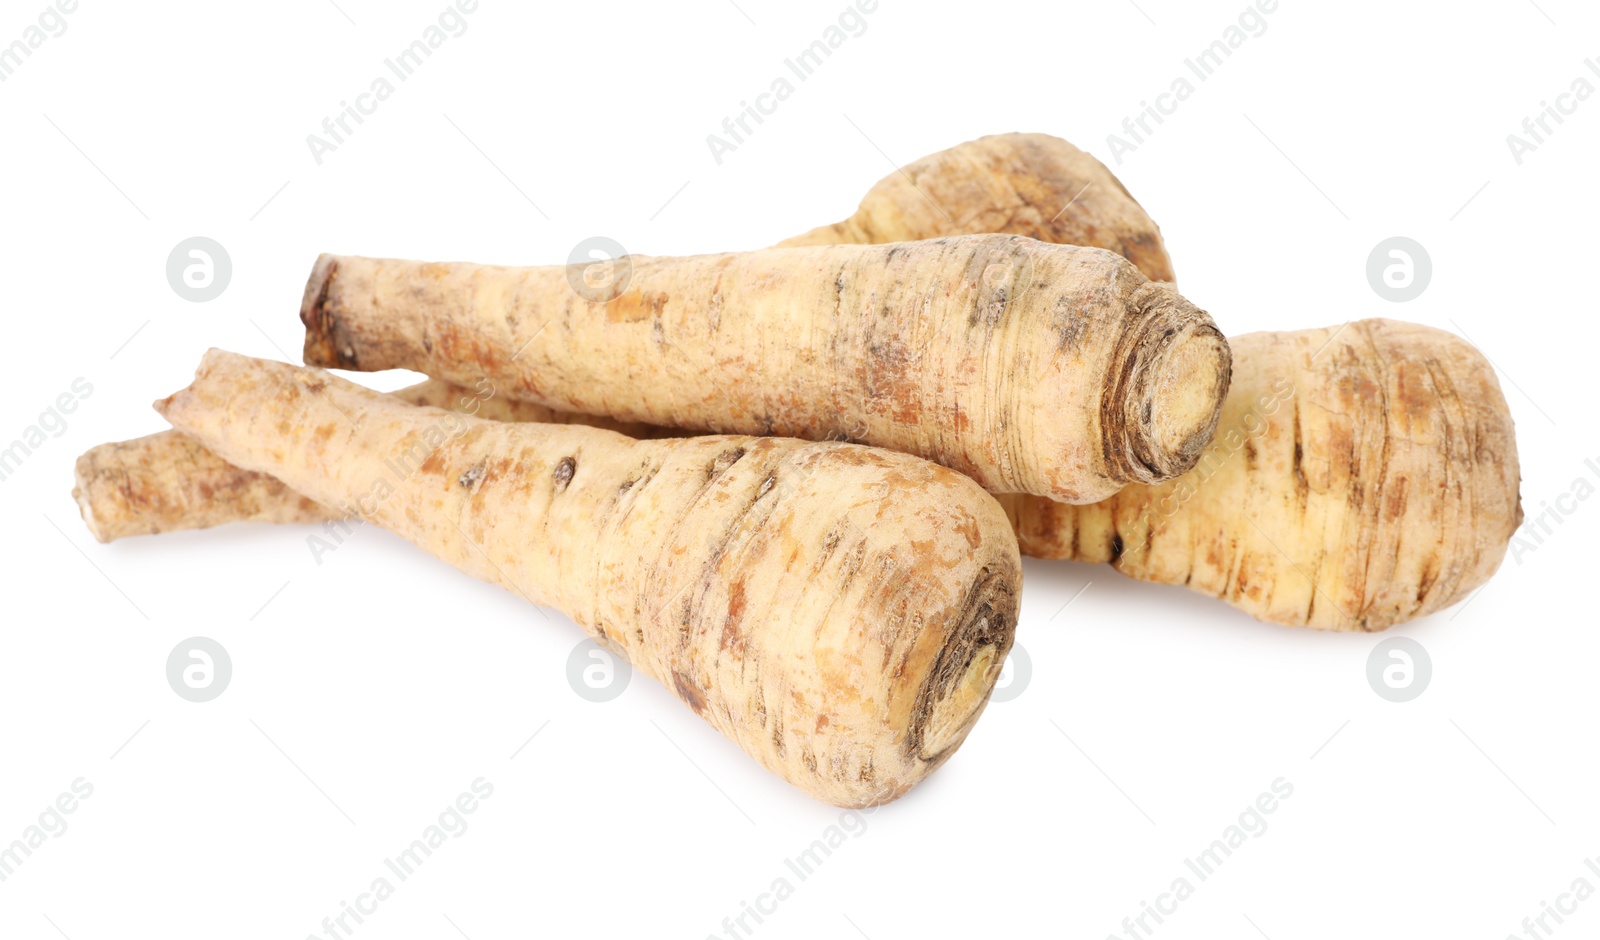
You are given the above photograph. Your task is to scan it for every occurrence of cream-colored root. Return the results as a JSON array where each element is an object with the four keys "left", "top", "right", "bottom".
[
  {"left": 1000, "top": 321, "right": 1521, "bottom": 631},
  {"left": 779, "top": 132, "right": 1177, "bottom": 284},
  {"left": 155, "top": 350, "right": 1021, "bottom": 807},
  {"left": 72, "top": 381, "right": 659, "bottom": 543},
  {"left": 77, "top": 134, "right": 1521, "bottom": 630},
  {"left": 78, "top": 132, "right": 1195, "bottom": 540},
  {"left": 299, "top": 236, "right": 1229, "bottom": 502}
]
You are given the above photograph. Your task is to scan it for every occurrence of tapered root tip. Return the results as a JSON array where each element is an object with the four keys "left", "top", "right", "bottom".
[{"left": 1109, "top": 284, "right": 1233, "bottom": 484}]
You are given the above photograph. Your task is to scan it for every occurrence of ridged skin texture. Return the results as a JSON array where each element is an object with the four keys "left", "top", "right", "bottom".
[
  {"left": 299, "top": 235, "right": 1228, "bottom": 502},
  {"left": 75, "top": 133, "right": 1519, "bottom": 629},
  {"left": 780, "top": 132, "right": 1177, "bottom": 284},
  {"left": 1000, "top": 322, "right": 1521, "bottom": 630},
  {"left": 155, "top": 351, "right": 1022, "bottom": 806}
]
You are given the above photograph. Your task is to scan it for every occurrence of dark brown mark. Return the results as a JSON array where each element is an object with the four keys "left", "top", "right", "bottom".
[
  {"left": 553, "top": 456, "right": 576, "bottom": 491},
  {"left": 672, "top": 671, "right": 706, "bottom": 715},
  {"left": 1291, "top": 404, "right": 1308, "bottom": 509}
]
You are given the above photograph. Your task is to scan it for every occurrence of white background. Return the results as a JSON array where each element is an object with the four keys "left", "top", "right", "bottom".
[{"left": 1, "top": 1, "right": 1597, "bottom": 937}]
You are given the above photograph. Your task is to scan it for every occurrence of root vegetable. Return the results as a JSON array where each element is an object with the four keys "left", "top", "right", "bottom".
[
  {"left": 72, "top": 381, "right": 658, "bottom": 543},
  {"left": 999, "top": 320, "right": 1521, "bottom": 631},
  {"left": 299, "top": 234, "right": 1230, "bottom": 502},
  {"left": 81, "top": 319, "right": 1520, "bottom": 632},
  {"left": 78, "top": 134, "right": 1519, "bottom": 630},
  {"left": 154, "top": 350, "right": 1022, "bottom": 807},
  {"left": 73, "top": 431, "right": 331, "bottom": 542},
  {"left": 779, "top": 132, "right": 1176, "bottom": 283},
  {"left": 77, "top": 132, "right": 1185, "bottom": 542}
]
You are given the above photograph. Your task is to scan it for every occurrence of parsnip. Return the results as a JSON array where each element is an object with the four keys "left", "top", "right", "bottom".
[
  {"left": 77, "top": 133, "right": 1183, "bottom": 542},
  {"left": 78, "top": 135, "right": 1519, "bottom": 630},
  {"left": 299, "top": 235, "right": 1230, "bottom": 502},
  {"left": 780, "top": 132, "right": 1176, "bottom": 283},
  {"left": 999, "top": 321, "right": 1521, "bottom": 631},
  {"left": 90, "top": 318, "right": 1517, "bottom": 630},
  {"left": 154, "top": 350, "right": 1021, "bottom": 807},
  {"left": 72, "top": 381, "right": 658, "bottom": 543}
]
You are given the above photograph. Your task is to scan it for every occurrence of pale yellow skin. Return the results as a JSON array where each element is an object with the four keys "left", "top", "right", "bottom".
[
  {"left": 300, "top": 235, "right": 1230, "bottom": 502},
  {"left": 781, "top": 132, "right": 1177, "bottom": 284},
  {"left": 75, "top": 134, "right": 1521, "bottom": 629},
  {"left": 73, "top": 382, "right": 652, "bottom": 542},
  {"left": 155, "top": 351, "right": 1022, "bottom": 807},
  {"left": 78, "top": 132, "right": 1194, "bottom": 541},
  {"left": 1000, "top": 321, "right": 1522, "bottom": 631},
  {"left": 87, "top": 320, "right": 1519, "bottom": 631}
]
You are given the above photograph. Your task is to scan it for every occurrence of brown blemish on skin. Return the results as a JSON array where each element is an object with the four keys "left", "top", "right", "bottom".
[
  {"left": 720, "top": 581, "right": 748, "bottom": 655},
  {"left": 952, "top": 512, "right": 982, "bottom": 550},
  {"left": 709, "top": 447, "right": 745, "bottom": 478},
  {"left": 553, "top": 456, "right": 576, "bottom": 491},
  {"left": 1384, "top": 476, "right": 1409, "bottom": 522},
  {"left": 606, "top": 289, "right": 669, "bottom": 323},
  {"left": 861, "top": 330, "right": 923, "bottom": 425},
  {"left": 672, "top": 671, "right": 706, "bottom": 715}
]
